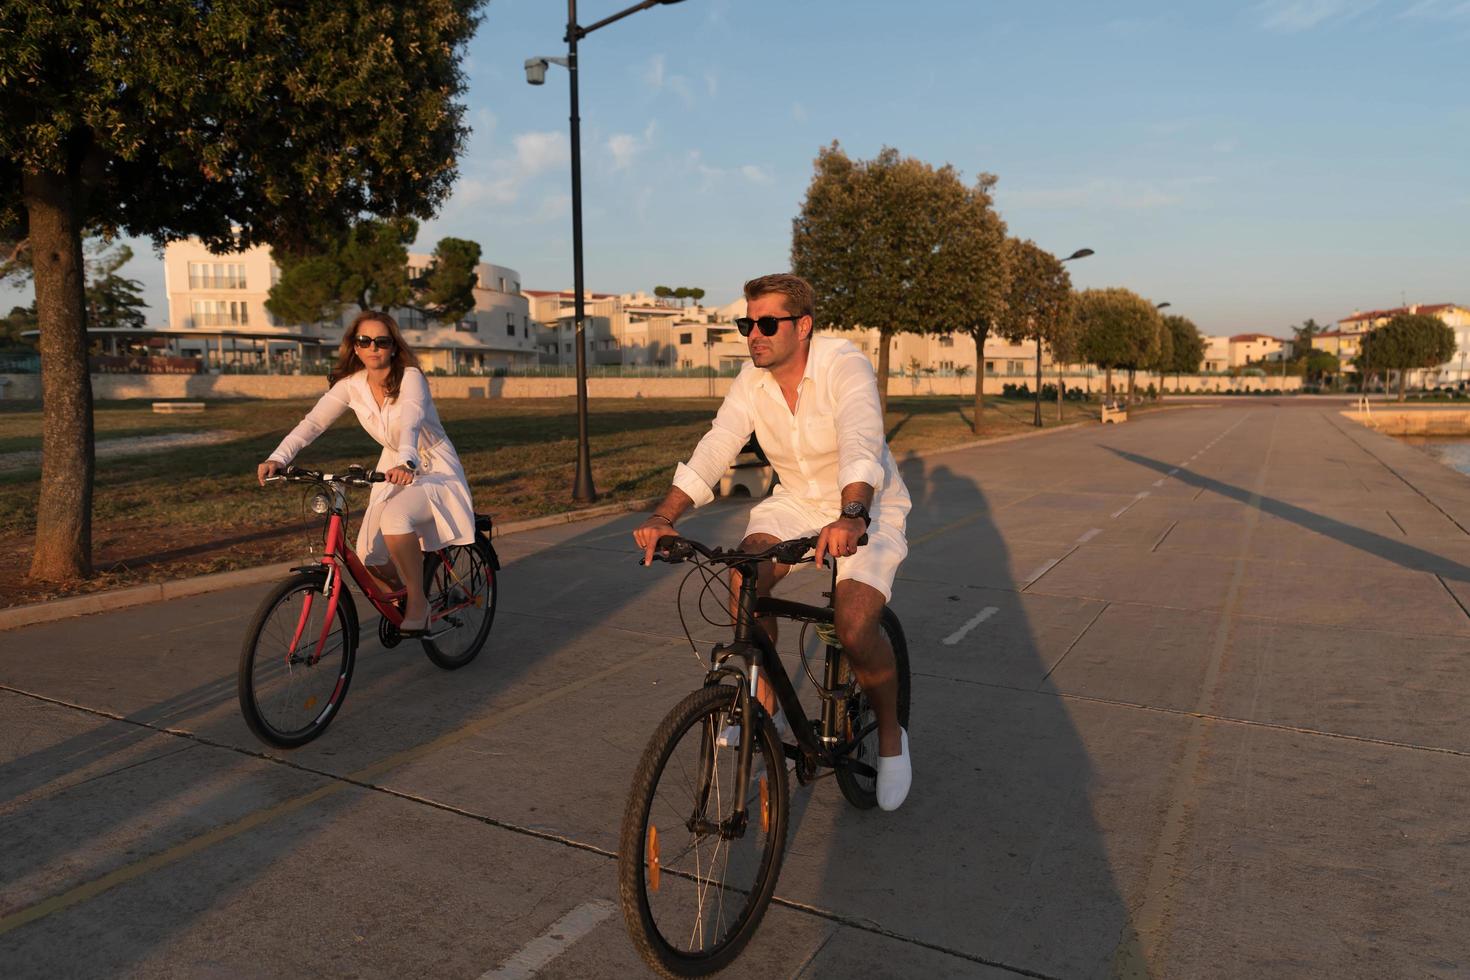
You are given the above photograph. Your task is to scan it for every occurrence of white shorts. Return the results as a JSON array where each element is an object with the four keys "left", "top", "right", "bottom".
[{"left": 744, "top": 491, "right": 908, "bottom": 602}]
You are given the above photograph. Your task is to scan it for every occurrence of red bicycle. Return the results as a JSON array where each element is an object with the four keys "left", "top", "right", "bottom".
[{"left": 237, "top": 464, "right": 499, "bottom": 748}]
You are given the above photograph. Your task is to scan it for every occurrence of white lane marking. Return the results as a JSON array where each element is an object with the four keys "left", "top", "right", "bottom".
[
  {"left": 1110, "top": 491, "right": 1150, "bottom": 519},
  {"left": 479, "top": 901, "right": 615, "bottom": 980},
  {"left": 943, "top": 606, "right": 1000, "bottom": 646},
  {"left": 1152, "top": 478, "right": 1166, "bottom": 487},
  {"left": 1076, "top": 528, "right": 1102, "bottom": 544}
]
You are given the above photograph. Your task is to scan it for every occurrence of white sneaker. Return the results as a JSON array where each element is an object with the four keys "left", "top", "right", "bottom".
[
  {"left": 716, "top": 708, "right": 790, "bottom": 748},
  {"left": 876, "top": 728, "right": 911, "bottom": 811}
]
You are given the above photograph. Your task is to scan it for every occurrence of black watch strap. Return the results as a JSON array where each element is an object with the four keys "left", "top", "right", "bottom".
[{"left": 842, "top": 502, "right": 871, "bottom": 527}]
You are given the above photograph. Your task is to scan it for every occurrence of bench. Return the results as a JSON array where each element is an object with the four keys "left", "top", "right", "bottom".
[
  {"left": 1101, "top": 403, "right": 1128, "bottom": 424},
  {"left": 152, "top": 401, "right": 206, "bottom": 414}
]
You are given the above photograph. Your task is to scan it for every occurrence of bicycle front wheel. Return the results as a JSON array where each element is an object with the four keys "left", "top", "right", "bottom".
[
  {"left": 834, "top": 606, "right": 911, "bottom": 809},
  {"left": 619, "top": 685, "right": 788, "bottom": 978},
  {"left": 238, "top": 572, "right": 357, "bottom": 749},
  {"left": 420, "top": 538, "right": 497, "bottom": 670}
]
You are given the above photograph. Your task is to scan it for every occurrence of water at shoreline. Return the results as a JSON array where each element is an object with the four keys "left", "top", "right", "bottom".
[{"left": 1398, "top": 436, "right": 1470, "bottom": 476}]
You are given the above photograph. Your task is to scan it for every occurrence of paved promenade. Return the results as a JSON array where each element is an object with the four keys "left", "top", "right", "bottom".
[{"left": 3, "top": 403, "right": 1469, "bottom": 979}]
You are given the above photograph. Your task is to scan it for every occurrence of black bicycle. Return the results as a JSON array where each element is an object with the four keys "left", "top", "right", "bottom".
[{"left": 617, "top": 533, "right": 911, "bottom": 978}]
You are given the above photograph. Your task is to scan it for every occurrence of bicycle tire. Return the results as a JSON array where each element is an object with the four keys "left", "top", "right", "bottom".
[
  {"left": 238, "top": 571, "right": 358, "bottom": 749},
  {"left": 420, "top": 536, "right": 497, "bottom": 670},
  {"left": 834, "top": 606, "right": 911, "bottom": 809},
  {"left": 619, "top": 685, "right": 789, "bottom": 978}
]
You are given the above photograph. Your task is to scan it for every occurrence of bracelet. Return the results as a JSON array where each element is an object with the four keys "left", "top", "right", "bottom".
[{"left": 649, "top": 514, "right": 674, "bottom": 526}]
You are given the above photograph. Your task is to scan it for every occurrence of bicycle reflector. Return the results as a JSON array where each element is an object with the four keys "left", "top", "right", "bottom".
[{"left": 309, "top": 492, "right": 331, "bottom": 515}]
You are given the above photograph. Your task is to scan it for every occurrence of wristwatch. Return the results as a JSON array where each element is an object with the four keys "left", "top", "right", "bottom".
[
  {"left": 840, "top": 501, "right": 871, "bottom": 527},
  {"left": 403, "top": 459, "right": 417, "bottom": 472}
]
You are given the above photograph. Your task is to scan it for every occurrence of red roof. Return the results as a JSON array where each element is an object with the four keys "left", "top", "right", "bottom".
[
  {"left": 1229, "top": 333, "right": 1281, "bottom": 342},
  {"left": 1340, "top": 303, "right": 1459, "bottom": 323}
]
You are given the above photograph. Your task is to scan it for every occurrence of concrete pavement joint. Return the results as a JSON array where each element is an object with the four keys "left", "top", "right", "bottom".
[
  {"left": 1434, "top": 575, "right": 1470, "bottom": 622},
  {"left": 1023, "top": 546, "right": 1079, "bottom": 592},
  {"left": 1386, "top": 510, "right": 1407, "bottom": 536},
  {"left": 1328, "top": 413, "right": 1470, "bottom": 536},
  {"left": 1150, "top": 521, "right": 1178, "bottom": 553},
  {"left": 1037, "top": 601, "right": 1110, "bottom": 687}
]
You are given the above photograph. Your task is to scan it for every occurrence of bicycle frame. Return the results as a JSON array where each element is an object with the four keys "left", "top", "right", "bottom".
[
  {"left": 701, "top": 558, "right": 878, "bottom": 821},
  {"left": 283, "top": 482, "right": 483, "bottom": 666}
]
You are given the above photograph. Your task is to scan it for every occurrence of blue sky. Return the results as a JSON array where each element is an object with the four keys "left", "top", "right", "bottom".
[{"left": 11, "top": 0, "right": 1469, "bottom": 336}]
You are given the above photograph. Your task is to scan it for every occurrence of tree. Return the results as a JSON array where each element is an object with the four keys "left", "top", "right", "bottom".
[
  {"left": 1302, "top": 349, "right": 1340, "bottom": 384},
  {"left": 994, "top": 239, "right": 1073, "bottom": 418},
  {"left": 1076, "top": 288, "right": 1162, "bottom": 403},
  {"left": 689, "top": 287, "right": 706, "bottom": 307},
  {"left": 84, "top": 241, "right": 148, "bottom": 330},
  {"left": 672, "top": 286, "right": 690, "bottom": 308},
  {"left": 1357, "top": 313, "right": 1456, "bottom": 401},
  {"left": 1, "top": 0, "right": 485, "bottom": 581},
  {"left": 794, "top": 143, "right": 979, "bottom": 414},
  {"left": 3, "top": 305, "right": 36, "bottom": 349},
  {"left": 1163, "top": 314, "right": 1205, "bottom": 393},
  {"left": 267, "top": 219, "right": 481, "bottom": 327},
  {"left": 1291, "top": 317, "right": 1324, "bottom": 357},
  {"left": 1145, "top": 314, "right": 1174, "bottom": 400}
]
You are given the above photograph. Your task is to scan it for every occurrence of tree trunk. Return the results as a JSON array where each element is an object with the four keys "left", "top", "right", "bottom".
[
  {"left": 1056, "top": 377, "right": 1064, "bottom": 422},
  {"left": 24, "top": 170, "right": 95, "bottom": 581},
  {"left": 876, "top": 327, "right": 892, "bottom": 416},
  {"left": 1105, "top": 366, "right": 1114, "bottom": 402},
  {"left": 1127, "top": 368, "right": 1136, "bottom": 405},
  {"left": 1157, "top": 371, "right": 1165, "bottom": 401},
  {"left": 971, "top": 326, "right": 987, "bottom": 435},
  {"left": 1398, "top": 370, "right": 1407, "bottom": 402}
]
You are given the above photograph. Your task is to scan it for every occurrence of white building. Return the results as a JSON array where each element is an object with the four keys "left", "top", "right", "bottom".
[{"left": 161, "top": 239, "right": 538, "bottom": 373}]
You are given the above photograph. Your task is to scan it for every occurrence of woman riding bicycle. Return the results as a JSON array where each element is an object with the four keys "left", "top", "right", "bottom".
[{"left": 256, "top": 310, "right": 476, "bottom": 636}]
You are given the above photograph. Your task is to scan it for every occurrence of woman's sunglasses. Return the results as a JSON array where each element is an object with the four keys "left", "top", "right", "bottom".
[
  {"left": 353, "top": 335, "right": 395, "bottom": 351},
  {"left": 734, "top": 315, "right": 800, "bottom": 337}
]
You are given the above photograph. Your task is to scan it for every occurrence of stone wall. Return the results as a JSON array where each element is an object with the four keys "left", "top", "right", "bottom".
[
  {"left": 1343, "top": 408, "right": 1470, "bottom": 435},
  {"left": 0, "top": 370, "right": 1301, "bottom": 402}
]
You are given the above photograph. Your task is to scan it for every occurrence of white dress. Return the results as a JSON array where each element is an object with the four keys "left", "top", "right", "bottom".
[{"left": 267, "top": 367, "right": 476, "bottom": 564}]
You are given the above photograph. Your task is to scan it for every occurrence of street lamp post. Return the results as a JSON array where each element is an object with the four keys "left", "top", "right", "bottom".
[
  {"left": 528, "top": 0, "right": 688, "bottom": 503},
  {"left": 1152, "top": 302, "right": 1171, "bottom": 401},
  {"left": 1035, "top": 248, "right": 1094, "bottom": 426}
]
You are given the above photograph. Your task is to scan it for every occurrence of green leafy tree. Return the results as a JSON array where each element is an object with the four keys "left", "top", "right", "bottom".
[
  {"left": 1163, "top": 314, "right": 1205, "bottom": 393},
  {"left": 3, "top": 304, "right": 37, "bottom": 348},
  {"left": 922, "top": 172, "right": 1007, "bottom": 431},
  {"left": 84, "top": 241, "right": 148, "bottom": 330},
  {"left": 689, "top": 287, "right": 706, "bottom": 307},
  {"left": 1302, "top": 349, "right": 1340, "bottom": 384},
  {"left": 794, "top": 142, "right": 978, "bottom": 413},
  {"left": 1357, "top": 313, "right": 1456, "bottom": 401},
  {"left": 1292, "top": 317, "right": 1325, "bottom": 357},
  {"left": 1076, "top": 288, "right": 1162, "bottom": 403},
  {"left": 654, "top": 285, "right": 673, "bottom": 302},
  {"left": 1145, "top": 313, "right": 1174, "bottom": 400},
  {"left": 1, "top": 0, "right": 485, "bottom": 581},
  {"left": 995, "top": 239, "right": 1073, "bottom": 417},
  {"left": 268, "top": 219, "right": 481, "bottom": 326},
  {"left": 673, "top": 286, "right": 691, "bottom": 308}
]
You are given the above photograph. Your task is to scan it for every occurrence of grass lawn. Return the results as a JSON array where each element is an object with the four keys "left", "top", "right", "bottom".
[{"left": 0, "top": 392, "right": 1108, "bottom": 605}]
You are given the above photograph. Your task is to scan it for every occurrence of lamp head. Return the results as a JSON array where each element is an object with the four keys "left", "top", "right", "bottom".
[{"left": 524, "top": 57, "right": 548, "bottom": 85}]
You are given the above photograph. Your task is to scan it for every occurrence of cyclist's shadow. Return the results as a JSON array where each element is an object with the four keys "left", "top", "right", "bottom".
[{"left": 763, "top": 457, "right": 1143, "bottom": 979}]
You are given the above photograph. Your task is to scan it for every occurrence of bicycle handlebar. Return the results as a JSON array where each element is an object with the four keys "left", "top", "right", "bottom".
[
  {"left": 264, "top": 464, "right": 387, "bottom": 487},
  {"left": 648, "top": 532, "right": 868, "bottom": 567}
]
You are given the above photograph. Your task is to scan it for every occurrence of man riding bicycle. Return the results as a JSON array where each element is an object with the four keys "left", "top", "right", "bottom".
[{"left": 633, "top": 272, "right": 913, "bottom": 810}]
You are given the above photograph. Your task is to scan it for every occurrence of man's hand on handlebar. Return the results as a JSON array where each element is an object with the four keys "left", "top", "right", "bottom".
[
  {"left": 813, "top": 515, "right": 867, "bottom": 567},
  {"left": 633, "top": 516, "right": 679, "bottom": 566},
  {"left": 257, "top": 460, "right": 282, "bottom": 486}
]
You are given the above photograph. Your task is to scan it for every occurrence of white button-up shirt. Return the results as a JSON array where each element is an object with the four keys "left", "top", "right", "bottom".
[{"left": 673, "top": 336, "right": 911, "bottom": 521}]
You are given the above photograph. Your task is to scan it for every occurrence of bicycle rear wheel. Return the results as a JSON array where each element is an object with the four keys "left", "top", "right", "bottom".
[
  {"left": 834, "top": 606, "right": 911, "bottom": 809},
  {"left": 420, "top": 537, "right": 497, "bottom": 670},
  {"left": 238, "top": 572, "right": 357, "bottom": 748},
  {"left": 619, "top": 685, "right": 788, "bottom": 978}
]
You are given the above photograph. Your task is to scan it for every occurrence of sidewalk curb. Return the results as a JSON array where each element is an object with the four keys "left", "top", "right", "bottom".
[
  {"left": 0, "top": 496, "right": 662, "bottom": 633},
  {"left": 1, "top": 411, "right": 1143, "bottom": 632}
]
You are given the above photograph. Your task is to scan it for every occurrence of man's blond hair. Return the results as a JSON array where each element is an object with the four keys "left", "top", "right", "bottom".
[{"left": 743, "top": 273, "right": 815, "bottom": 322}]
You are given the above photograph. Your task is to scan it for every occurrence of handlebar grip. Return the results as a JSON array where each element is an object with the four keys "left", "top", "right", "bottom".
[{"left": 369, "top": 471, "right": 387, "bottom": 483}]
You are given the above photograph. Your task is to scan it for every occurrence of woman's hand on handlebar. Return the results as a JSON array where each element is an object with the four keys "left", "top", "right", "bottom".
[
  {"left": 257, "top": 460, "right": 282, "bottom": 486},
  {"left": 813, "top": 515, "right": 867, "bottom": 566},
  {"left": 383, "top": 465, "right": 415, "bottom": 486},
  {"left": 633, "top": 516, "right": 679, "bottom": 566}
]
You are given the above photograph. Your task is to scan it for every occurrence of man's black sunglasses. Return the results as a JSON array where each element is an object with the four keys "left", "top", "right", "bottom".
[
  {"left": 353, "top": 335, "right": 395, "bottom": 351},
  {"left": 734, "top": 315, "right": 800, "bottom": 337}
]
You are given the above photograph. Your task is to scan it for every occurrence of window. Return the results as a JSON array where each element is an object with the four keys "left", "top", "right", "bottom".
[
  {"left": 1007, "top": 360, "right": 1024, "bottom": 374},
  {"left": 191, "top": 299, "right": 248, "bottom": 326},
  {"left": 506, "top": 322, "right": 516, "bottom": 336},
  {"left": 564, "top": 343, "right": 571, "bottom": 353},
  {"left": 984, "top": 361, "right": 995, "bottom": 372},
  {"left": 187, "top": 262, "right": 247, "bottom": 290},
  {"left": 498, "top": 277, "right": 507, "bottom": 292},
  {"left": 939, "top": 335, "right": 954, "bottom": 347},
  {"left": 679, "top": 332, "right": 693, "bottom": 345},
  {"left": 400, "top": 308, "right": 426, "bottom": 330},
  {"left": 456, "top": 319, "right": 478, "bottom": 333},
  {"left": 523, "top": 316, "right": 529, "bottom": 337}
]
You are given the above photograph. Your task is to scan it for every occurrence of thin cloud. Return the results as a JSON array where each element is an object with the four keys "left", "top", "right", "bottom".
[
  {"left": 1004, "top": 176, "right": 1217, "bottom": 211},
  {"left": 1255, "top": 0, "right": 1380, "bottom": 32},
  {"left": 791, "top": 102, "right": 808, "bottom": 123},
  {"left": 739, "top": 165, "right": 774, "bottom": 185},
  {"left": 605, "top": 121, "right": 658, "bottom": 171},
  {"left": 1400, "top": 0, "right": 1470, "bottom": 20},
  {"left": 644, "top": 53, "right": 666, "bottom": 90}
]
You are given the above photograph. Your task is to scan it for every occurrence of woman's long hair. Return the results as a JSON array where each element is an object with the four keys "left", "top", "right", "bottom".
[{"left": 330, "top": 310, "right": 421, "bottom": 398}]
